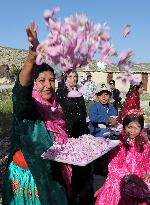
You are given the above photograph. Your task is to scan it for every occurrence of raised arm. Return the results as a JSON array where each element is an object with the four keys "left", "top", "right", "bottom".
[{"left": 19, "top": 22, "right": 39, "bottom": 86}]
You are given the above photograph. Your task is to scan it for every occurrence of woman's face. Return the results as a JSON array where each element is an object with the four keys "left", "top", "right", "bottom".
[
  {"left": 66, "top": 72, "right": 78, "bottom": 87},
  {"left": 35, "top": 71, "right": 55, "bottom": 100},
  {"left": 138, "top": 85, "right": 144, "bottom": 94},
  {"left": 125, "top": 121, "right": 142, "bottom": 140}
]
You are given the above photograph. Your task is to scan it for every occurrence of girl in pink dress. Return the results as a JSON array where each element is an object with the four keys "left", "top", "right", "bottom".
[{"left": 95, "top": 110, "right": 150, "bottom": 205}]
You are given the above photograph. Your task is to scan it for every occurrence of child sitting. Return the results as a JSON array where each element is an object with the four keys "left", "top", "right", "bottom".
[
  {"left": 94, "top": 109, "right": 150, "bottom": 205},
  {"left": 88, "top": 82, "right": 117, "bottom": 138}
]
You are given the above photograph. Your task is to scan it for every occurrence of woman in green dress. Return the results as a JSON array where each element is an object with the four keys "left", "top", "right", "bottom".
[{"left": 2, "top": 23, "right": 68, "bottom": 205}]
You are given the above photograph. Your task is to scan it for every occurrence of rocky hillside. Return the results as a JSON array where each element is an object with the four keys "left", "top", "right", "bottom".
[{"left": 0, "top": 46, "right": 27, "bottom": 70}]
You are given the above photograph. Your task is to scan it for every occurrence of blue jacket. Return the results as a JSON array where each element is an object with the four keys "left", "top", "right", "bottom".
[{"left": 88, "top": 102, "right": 117, "bottom": 137}]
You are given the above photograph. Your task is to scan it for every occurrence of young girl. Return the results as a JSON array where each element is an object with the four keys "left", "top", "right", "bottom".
[{"left": 95, "top": 109, "right": 150, "bottom": 205}]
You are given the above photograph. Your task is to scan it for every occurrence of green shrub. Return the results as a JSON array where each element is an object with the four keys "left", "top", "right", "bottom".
[
  {"left": 0, "top": 91, "right": 12, "bottom": 137},
  {"left": 10, "top": 64, "right": 21, "bottom": 79}
]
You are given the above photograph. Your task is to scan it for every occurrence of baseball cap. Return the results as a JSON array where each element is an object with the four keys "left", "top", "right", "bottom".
[{"left": 95, "top": 82, "right": 111, "bottom": 95}]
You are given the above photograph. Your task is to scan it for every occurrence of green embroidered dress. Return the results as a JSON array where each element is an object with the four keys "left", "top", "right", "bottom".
[{"left": 2, "top": 79, "right": 68, "bottom": 205}]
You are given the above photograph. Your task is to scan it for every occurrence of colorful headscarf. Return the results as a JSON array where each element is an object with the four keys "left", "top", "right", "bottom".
[
  {"left": 32, "top": 83, "right": 72, "bottom": 196},
  {"left": 32, "top": 83, "right": 69, "bottom": 143}
]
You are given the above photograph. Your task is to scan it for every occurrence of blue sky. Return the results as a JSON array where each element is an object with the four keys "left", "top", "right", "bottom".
[{"left": 1, "top": 0, "right": 150, "bottom": 63}]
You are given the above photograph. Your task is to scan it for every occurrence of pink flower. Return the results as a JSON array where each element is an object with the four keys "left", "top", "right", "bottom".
[
  {"left": 122, "top": 24, "right": 131, "bottom": 38},
  {"left": 117, "top": 49, "right": 133, "bottom": 71},
  {"left": 47, "top": 45, "right": 60, "bottom": 57},
  {"left": 101, "top": 42, "right": 116, "bottom": 56},
  {"left": 48, "top": 19, "right": 61, "bottom": 33},
  {"left": 37, "top": 8, "right": 116, "bottom": 73},
  {"left": 127, "top": 73, "right": 141, "bottom": 85},
  {"left": 99, "top": 31, "right": 110, "bottom": 41},
  {"left": 118, "top": 49, "right": 132, "bottom": 61},
  {"left": 67, "top": 87, "right": 82, "bottom": 98},
  {"left": 43, "top": 7, "right": 60, "bottom": 28},
  {"left": 43, "top": 7, "right": 60, "bottom": 19},
  {"left": 74, "top": 34, "right": 84, "bottom": 53},
  {"left": 36, "top": 54, "right": 43, "bottom": 65},
  {"left": 100, "top": 55, "right": 112, "bottom": 65}
]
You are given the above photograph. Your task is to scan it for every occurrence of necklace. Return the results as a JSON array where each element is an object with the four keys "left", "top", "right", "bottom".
[
  {"left": 126, "top": 137, "right": 135, "bottom": 143},
  {"left": 124, "top": 137, "right": 146, "bottom": 177}
]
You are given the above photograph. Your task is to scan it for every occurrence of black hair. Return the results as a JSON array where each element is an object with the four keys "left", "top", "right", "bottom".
[
  {"left": 123, "top": 114, "right": 144, "bottom": 129},
  {"left": 63, "top": 69, "right": 78, "bottom": 83},
  {"left": 126, "top": 81, "right": 143, "bottom": 97},
  {"left": 122, "top": 114, "right": 145, "bottom": 152},
  {"left": 109, "top": 79, "right": 115, "bottom": 85},
  {"left": 87, "top": 75, "right": 92, "bottom": 79},
  {"left": 136, "top": 81, "right": 143, "bottom": 90},
  {"left": 96, "top": 90, "right": 112, "bottom": 96},
  {"left": 34, "top": 63, "right": 55, "bottom": 80}
]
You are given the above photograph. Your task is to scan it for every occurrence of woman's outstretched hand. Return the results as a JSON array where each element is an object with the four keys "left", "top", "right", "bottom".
[
  {"left": 19, "top": 22, "right": 39, "bottom": 86},
  {"left": 26, "top": 22, "right": 39, "bottom": 50}
]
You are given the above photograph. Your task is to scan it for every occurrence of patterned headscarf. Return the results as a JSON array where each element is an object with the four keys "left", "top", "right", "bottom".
[{"left": 32, "top": 82, "right": 69, "bottom": 143}]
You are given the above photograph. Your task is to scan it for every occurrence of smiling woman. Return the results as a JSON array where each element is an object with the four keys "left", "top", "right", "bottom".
[
  {"left": 2, "top": 23, "right": 69, "bottom": 205},
  {"left": 33, "top": 63, "right": 55, "bottom": 100},
  {"left": 56, "top": 70, "right": 94, "bottom": 205}
]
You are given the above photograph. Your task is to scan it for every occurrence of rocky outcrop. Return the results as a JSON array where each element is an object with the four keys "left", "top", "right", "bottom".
[
  {"left": 1, "top": 45, "right": 150, "bottom": 73},
  {"left": 0, "top": 46, "right": 27, "bottom": 70},
  {"left": 0, "top": 46, "right": 28, "bottom": 84},
  {"left": 0, "top": 65, "right": 10, "bottom": 78},
  {"left": 0, "top": 65, "right": 11, "bottom": 84}
]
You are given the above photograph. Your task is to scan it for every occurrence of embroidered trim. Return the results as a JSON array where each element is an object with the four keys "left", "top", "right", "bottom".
[{"left": 11, "top": 178, "right": 39, "bottom": 198}]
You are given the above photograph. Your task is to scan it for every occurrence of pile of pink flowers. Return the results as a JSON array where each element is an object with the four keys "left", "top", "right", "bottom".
[
  {"left": 35, "top": 7, "right": 140, "bottom": 87},
  {"left": 42, "top": 134, "right": 120, "bottom": 166},
  {"left": 36, "top": 7, "right": 116, "bottom": 71}
]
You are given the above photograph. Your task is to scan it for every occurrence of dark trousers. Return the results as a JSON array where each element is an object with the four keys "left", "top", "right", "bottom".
[
  {"left": 71, "top": 163, "right": 94, "bottom": 205},
  {"left": 93, "top": 153, "right": 108, "bottom": 176}
]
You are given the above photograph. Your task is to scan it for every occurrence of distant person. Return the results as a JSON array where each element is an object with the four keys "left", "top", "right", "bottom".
[
  {"left": 78, "top": 75, "right": 86, "bottom": 86},
  {"left": 95, "top": 110, "right": 150, "bottom": 205},
  {"left": 80, "top": 73, "right": 96, "bottom": 101},
  {"left": 88, "top": 82, "right": 117, "bottom": 176},
  {"left": 56, "top": 70, "right": 94, "bottom": 205},
  {"left": 119, "top": 81, "right": 144, "bottom": 123},
  {"left": 109, "top": 79, "right": 122, "bottom": 113},
  {"left": 88, "top": 82, "right": 117, "bottom": 137},
  {"left": 126, "top": 81, "right": 144, "bottom": 98},
  {"left": 56, "top": 70, "right": 88, "bottom": 138}
]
